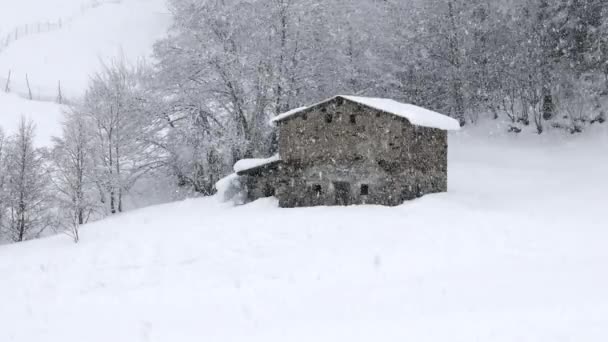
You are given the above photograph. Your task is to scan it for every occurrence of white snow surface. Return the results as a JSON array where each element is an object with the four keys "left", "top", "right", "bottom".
[
  {"left": 0, "top": 92, "right": 64, "bottom": 146},
  {"left": 0, "top": 0, "right": 89, "bottom": 32},
  {"left": 233, "top": 154, "right": 281, "bottom": 173},
  {"left": 0, "top": 0, "right": 169, "bottom": 146},
  {"left": 0, "top": 0, "right": 170, "bottom": 98},
  {"left": 343, "top": 95, "right": 461, "bottom": 130},
  {"left": 1, "top": 126, "right": 608, "bottom": 341},
  {"left": 271, "top": 95, "right": 461, "bottom": 131},
  {"left": 215, "top": 173, "right": 244, "bottom": 203}
]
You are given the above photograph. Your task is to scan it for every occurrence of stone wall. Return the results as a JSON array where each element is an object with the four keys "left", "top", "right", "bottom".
[
  {"left": 274, "top": 97, "right": 448, "bottom": 208},
  {"left": 240, "top": 165, "right": 282, "bottom": 203}
]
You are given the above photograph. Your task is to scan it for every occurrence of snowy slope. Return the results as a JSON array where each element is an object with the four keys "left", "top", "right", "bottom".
[
  {"left": 0, "top": 0, "right": 90, "bottom": 33},
  {"left": 0, "top": 0, "right": 170, "bottom": 99},
  {"left": 1, "top": 130, "right": 608, "bottom": 341},
  {"left": 0, "top": 92, "right": 64, "bottom": 146},
  {"left": 0, "top": 0, "right": 169, "bottom": 147}
]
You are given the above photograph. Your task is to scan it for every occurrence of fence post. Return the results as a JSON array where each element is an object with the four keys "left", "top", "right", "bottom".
[
  {"left": 57, "top": 81, "right": 63, "bottom": 104},
  {"left": 4, "top": 70, "right": 11, "bottom": 93},
  {"left": 25, "top": 73, "right": 33, "bottom": 100}
]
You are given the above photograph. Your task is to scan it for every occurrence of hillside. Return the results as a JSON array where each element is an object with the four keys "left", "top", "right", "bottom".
[
  {"left": 0, "top": 0, "right": 169, "bottom": 100},
  {"left": 0, "top": 0, "right": 170, "bottom": 147},
  {"left": 0, "top": 0, "right": 89, "bottom": 33},
  {"left": 0, "top": 0, "right": 606, "bottom": 340},
  {"left": 1, "top": 130, "right": 607, "bottom": 341},
  {"left": 0, "top": 92, "right": 64, "bottom": 146}
]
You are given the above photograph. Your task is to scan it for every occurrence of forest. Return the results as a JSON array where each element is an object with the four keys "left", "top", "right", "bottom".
[{"left": 0, "top": 0, "right": 606, "bottom": 243}]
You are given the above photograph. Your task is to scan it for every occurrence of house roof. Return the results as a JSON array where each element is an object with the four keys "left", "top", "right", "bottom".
[
  {"left": 234, "top": 154, "right": 282, "bottom": 176},
  {"left": 270, "top": 95, "right": 461, "bottom": 131}
]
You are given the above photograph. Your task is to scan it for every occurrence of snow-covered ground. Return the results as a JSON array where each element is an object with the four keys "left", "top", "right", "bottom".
[
  {"left": 0, "top": 0, "right": 170, "bottom": 99},
  {"left": 0, "top": 0, "right": 169, "bottom": 147},
  {"left": 1, "top": 127, "right": 607, "bottom": 342},
  {"left": 0, "top": 0, "right": 90, "bottom": 32},
  {"left": 0, "top": 92, "right": 64, "bottom": 146}
]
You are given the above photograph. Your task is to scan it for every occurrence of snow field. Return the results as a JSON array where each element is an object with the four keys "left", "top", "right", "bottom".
[
  {"left": 0, "top": 0, "right": 170, "bottom": 148},
  {"left": 0, "top": 0, "right": 91, "bottom": 33},
  {"left": 0, "top": 91, "right": 64, "bottom": 146},
  {"left": 1, "top": 127, "right": 608, "bottom": 341},
  {"left": 0, "top": 0, "right": 170, "bottom": 99}
]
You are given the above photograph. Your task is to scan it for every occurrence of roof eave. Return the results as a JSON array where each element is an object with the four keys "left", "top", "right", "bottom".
[
  {"left": 271, "top": 95, "right": 460, "bottom": 131},
  {"left": 236, "top": 160, "right": 283, "bottom": 176},
  {"left": 270, "top": 96, "right": 342, "bottom": 124}
]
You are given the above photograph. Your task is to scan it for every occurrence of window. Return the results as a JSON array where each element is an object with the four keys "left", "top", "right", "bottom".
[
  {"left": 360, "top": 184, "right": 369, "bottom": 196},
  {"left": 350, "top": 114, "right": 357, "bottom": 124},
  {"left": 325, "top": 113, "right": 333, "bottom": 123},
  {"left": 313, "top": 184, "right": 323, "bottom": 197}
]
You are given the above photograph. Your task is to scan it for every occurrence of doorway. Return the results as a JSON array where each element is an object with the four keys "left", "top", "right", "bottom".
[{"left": 333, "top": 181, "right": 351, "bottom": 206}]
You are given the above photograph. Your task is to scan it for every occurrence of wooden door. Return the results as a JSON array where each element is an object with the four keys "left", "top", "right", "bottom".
[{"left": 333, "top": 181, "right": 351, "bottom": 206}]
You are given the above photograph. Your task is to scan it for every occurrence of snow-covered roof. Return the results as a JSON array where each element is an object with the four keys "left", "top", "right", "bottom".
[
  {"left": 271, "top": 106, "right": 308, "bottom": 123},
  {"left": 270, "top": 95, "right": 461, "bottom": 131},
  {"left": 233, "top": 154, "right": 281, "bottom": 174}
]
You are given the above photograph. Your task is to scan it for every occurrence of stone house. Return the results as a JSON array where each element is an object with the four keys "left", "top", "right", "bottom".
[{"left": 234, "top": 95, "right": 460, "bottom": 208}]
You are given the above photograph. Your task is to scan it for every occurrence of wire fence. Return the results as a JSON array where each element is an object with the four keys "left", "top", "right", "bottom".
[
  {"left": 0, "top": 0, "right": 123, "bottom": 103},
  {"left": 0, "top": 0, "right": 122, "bottom": 53},
  {"left": 0, "top": 71, "right": 64, "bottom": 103},
  {"left": 0, "top": 20, "right": 65, "bottom": 54}
]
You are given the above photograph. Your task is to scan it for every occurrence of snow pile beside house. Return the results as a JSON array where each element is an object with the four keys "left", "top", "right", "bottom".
[{"left": 215, "top": 173, "right": 246, "bottom": 204}]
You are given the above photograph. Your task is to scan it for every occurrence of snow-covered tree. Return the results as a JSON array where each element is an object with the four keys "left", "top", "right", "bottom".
[
  {"left": 50, "top": 109, "right": 100, "bottom": 242},
  {"left": 81, "top": 60, "right": 161, "bottom": 214},
  {"left": 2, "top": 118, "right": 52, "bottom": 242}
]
